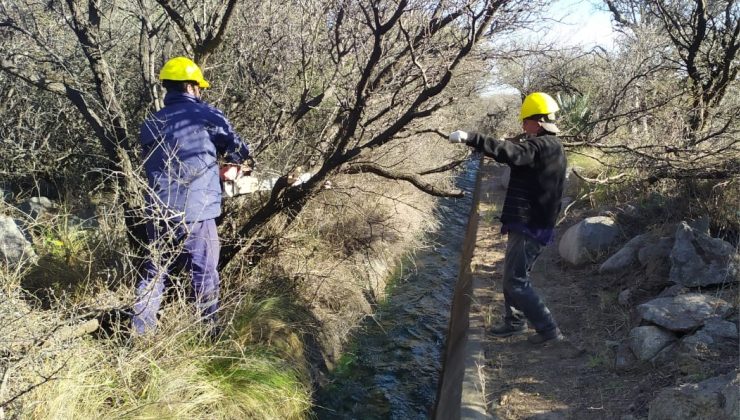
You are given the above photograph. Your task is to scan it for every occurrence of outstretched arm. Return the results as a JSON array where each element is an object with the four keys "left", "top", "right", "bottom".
[{"left": 450, "top": 130, "right": 538, "bottom": 167}]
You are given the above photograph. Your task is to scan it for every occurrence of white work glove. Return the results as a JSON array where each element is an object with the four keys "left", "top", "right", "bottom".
[
  {"left": 449, "top": 130, "right": 469, "bottom": 143},
  {"left": 219, "top": 164, "right": 241, "bottom": 181}
]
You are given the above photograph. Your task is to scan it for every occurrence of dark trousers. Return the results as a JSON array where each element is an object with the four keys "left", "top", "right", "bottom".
[
  {"left": 502, "top": 231, "right": 558, "bottom": 333},
  {"left": 132, "top": 218, "right": 220, "bottom": 334}
]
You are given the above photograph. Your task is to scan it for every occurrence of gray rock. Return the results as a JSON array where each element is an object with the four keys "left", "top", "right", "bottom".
[
  {"left": 669, "top": 221, "right": 739, "bottom": 287},
  {"left": 559, "top": 216, "right": 620, "bottom": 266},
  {"left": 600, "top": 234, "right": 650, "bottom": 273},
  {"left": 657, "top": 284, "right": 687, "bottom": 298},
  {"left": 69, "top": 214, "right": 99, "bottom": 230},
  {"left": 687, "top": 215, "right": 711, "bottom": 235},
  {"left": 638, "top": 237, "right": 674, "bottom": 267},
  {"left": 679, "top": 323, "right": 739, "bottom": 362},
  {"left": 598, "top": 209, "right": 618, "bottom": 218},
  {"left": 617, "top": 204, "right": 639, "bottom": 218},
  {"left": 17, "top": 196, "right": 56, "bottom": 219},
  {"left": 637, "top": 293, "right": 732, "bottom": 332},
  {"left": 680, "top": 331, "right": 715, "bottom": 359},
  {"left": 654, "top": 345, "right": 707, "bottom": 376},
  {"left": 650, "top": 342, "right": 679, "bottom": 366},
  {"left": 656, "top": 320, "right": 738, "bottom": 364},
  {"left": 618, "top": 288, "right": 633, "bottom": 306},
  {"left": 629, "top": 326, "right": 677, "bottom": 361},
  {"left": 699, "top": 317, "right": 738, "bottom": 340},
  {"left": 648, "top": 372, "right": 739, "bottom": 420},
  {"left": 0, "top": 215, "right": 37, "bottom": 265},
  {"left": 615, "top": 341, "right": 638, "bottom": 372}
]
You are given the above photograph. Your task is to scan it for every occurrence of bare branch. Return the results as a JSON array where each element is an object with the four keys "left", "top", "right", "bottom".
[
  {"left": 346, "top": 162, "right": 463, "bottom": 198},
  {"left": 419, "top": 158, "right": 467, "bottom": 176},
  {"left": 571, "top": 168, "right": 629, "bottom": 185}
]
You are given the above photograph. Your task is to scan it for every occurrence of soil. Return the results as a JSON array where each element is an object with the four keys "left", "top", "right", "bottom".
[{"left": 470, "top": 162, "right": 739, "bottom": 419}]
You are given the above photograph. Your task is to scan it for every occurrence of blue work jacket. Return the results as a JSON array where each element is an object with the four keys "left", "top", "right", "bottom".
[{"left": 140, "top": 91, "right": 251, "bottom": 222}]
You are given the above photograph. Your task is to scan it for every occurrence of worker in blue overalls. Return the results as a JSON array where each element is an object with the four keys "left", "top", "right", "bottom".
[{"left": 133, "top": 57, "right": 252, "bottom": 335}]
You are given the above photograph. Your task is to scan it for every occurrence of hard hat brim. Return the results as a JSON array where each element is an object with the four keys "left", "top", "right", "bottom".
[{"left": 539, "top": 121, "right": 560, "bottom": 134}]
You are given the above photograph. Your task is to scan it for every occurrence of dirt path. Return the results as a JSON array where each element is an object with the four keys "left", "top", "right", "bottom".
[{"left": 470, "top": 162, "right": 669, "bottom": 419}]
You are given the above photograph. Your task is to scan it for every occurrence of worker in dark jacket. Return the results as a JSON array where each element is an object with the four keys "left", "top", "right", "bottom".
[
  {"left": 133, "top": 57, "right": 252, "bottom": 335},
  {"left": 449, "top": 92, "right": 567, "bottom": 344}
]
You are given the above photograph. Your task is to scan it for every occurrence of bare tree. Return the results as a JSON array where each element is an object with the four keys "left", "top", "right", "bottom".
[
  {"left": 605, "top": 0, "right": 740, "bottom": 138},
  {"left": 213, "top": 0, "right": 546, "bottom": 266},
  {"left": 491, "top": 1, "right": 739, "bottom": 185},
  {"left": 1, "top": 0, "right": 549, "bottom": 268},
  {"left": 1, "top": 0, "right": 150, "bottom": 245}
]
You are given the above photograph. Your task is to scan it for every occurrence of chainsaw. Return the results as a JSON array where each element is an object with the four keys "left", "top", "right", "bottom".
[{"left": 220, "top": 164, "right": 317, "bottom": 197}]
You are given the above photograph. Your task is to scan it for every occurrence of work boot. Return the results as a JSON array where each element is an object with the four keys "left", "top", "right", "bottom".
[
  {"left": 490, "top": 322, "right": 527, "bottom": 338},
  {"left": 527, "top": 328, "right": 564, "bottom": 345}
]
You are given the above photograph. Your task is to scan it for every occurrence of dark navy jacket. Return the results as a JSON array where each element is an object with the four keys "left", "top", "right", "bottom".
[
  {"left": 467, "top": 132, "right": 566, "bottom": 230},
  {"left": 140, "top": 92, "right": 250, "bottom": 222}
]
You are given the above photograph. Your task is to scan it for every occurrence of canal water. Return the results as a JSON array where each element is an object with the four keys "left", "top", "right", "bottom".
[{"left": 315, "top": 159, "right": 480, "bottom": 419}]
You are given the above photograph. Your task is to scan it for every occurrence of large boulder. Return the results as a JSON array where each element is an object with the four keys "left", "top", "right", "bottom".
[
  {"left": 648, "top": 372, "right": 739, "bottom": 420},
  {"left": 636, "top": 294, "right": 732, "bottom": 332},
  {"left": 621, "top": 234, "right": 674, "bottom": 291},
  {"left": 677, "top": 317, "right": 740, "bottom": 360},
  {"left": 699, "top": 317, "right": 738, "bottom": 340},
  {"left": 680, "top": 330, "right": 717, "bottom": 359},
  {"left": 599, "top": 233, "right": 649, "bottom": 273},
  {"left": 687, "top": 215, "right": 711, "bottom": 235},
  {"left": 628, "top": 326, "right": 676, "bottom": 361},
  {"left": 670, "top": 221, "right": 739, "bottom": 287},
  {"left": 0, "top": 215, "right": 36, "bottom": 266},
  {"left": 650, "top": 342, "right": 704, "bottom": 375},
  {"left": 638, "top": 237, "right": 673, "bottom": 267},
  {"left": 559, "top": 216, "right": 620, "bottom": 266},
  {"left": 651, "top": 318, "right": 738, "bottom": 370}
]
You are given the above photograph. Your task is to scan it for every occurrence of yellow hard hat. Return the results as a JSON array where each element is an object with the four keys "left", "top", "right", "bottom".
[
  {"left": 159, "top": 57, "right": 210, "bottom": 88},
  {"left": 519, "top": 92, "right": 559, "bottom": 121}
]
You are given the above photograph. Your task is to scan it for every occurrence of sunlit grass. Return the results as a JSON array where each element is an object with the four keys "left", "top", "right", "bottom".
[
  {"left": 566, "top": 147, "right": 606, "bottom": 177},
  {"left": 23, "top": 297, "right": 312, "bottom": 419}
]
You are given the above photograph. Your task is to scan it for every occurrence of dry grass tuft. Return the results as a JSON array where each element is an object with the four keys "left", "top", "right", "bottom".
[{"left": 16, "top": 296, "right": 312, "bottom": 419}]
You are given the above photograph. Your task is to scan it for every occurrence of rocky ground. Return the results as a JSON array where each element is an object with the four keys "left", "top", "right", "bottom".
[{"left": 470, "top": 162, "right": 739, "bottom": 419}]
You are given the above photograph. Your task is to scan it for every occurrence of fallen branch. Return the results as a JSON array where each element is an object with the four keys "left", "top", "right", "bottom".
[
  {"left": 557, "top": 193, "right": 589, "bottom": 226},
  {"left": 41, "top": 319, "right": 99, "bottom": 349},
  {"left": 571, "top": 168, "right": 629, "bottom": 184}
]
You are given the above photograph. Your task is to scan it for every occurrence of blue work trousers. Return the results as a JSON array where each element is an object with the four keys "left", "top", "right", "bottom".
[
  {"left": 132, "top": 218, "right": 220, "bottom": 334},
  {"left": 502, "top": 231, "right": 558, "bottom": 334}
]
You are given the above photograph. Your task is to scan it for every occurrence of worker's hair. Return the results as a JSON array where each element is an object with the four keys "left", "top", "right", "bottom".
[{"left": 162, "top": 80, "right": 198, "bottom": 92}]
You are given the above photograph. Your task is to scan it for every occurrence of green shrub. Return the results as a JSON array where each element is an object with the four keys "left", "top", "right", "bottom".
[{"left": 557, "top": 93, "right": 593, "bottom": 139}]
